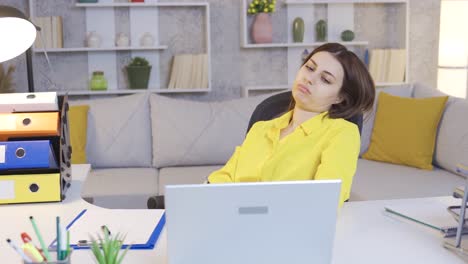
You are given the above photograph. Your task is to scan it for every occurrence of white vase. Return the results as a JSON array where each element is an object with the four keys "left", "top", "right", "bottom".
[
  {"left": 116, "top": 33, "right": 130, "bottom": 47},
  {"left": 140, "top": 32, "right": 155, "bottom": 47},
  {"left": 86, "top": 31, "right": 101, "bottom": 48}
]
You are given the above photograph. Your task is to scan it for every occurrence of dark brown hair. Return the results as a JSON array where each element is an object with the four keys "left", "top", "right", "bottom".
[{"left": 289, "top": 43, "right": 375, "bottom": 120}]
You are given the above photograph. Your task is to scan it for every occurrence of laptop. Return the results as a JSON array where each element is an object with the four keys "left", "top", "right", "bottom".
[{"left": 165, "top": 180, "right": 341, "bottom": 264}]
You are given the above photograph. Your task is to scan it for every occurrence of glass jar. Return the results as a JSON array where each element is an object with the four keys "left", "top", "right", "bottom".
[{"left": 89, "top": 71, "right": 107, "bottom": 91}]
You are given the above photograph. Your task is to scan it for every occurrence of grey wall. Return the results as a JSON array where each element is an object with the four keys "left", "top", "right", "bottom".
[{"left": 2, "top": 0, "right": 441, "bottom": 100}]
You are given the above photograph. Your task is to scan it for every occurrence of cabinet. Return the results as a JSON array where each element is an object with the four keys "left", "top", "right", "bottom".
[
  {"left": 28, "top": 0, "right": 211, "bottom": 96},
  {"left": 240, "top": 0, "right": 409, "bottom": 97}
]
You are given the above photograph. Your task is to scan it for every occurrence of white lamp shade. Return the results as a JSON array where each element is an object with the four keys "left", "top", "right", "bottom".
[
  {"left": 438, "top": 68, "right": 468, "bottom": 98},
  {"left": 438, "top": 0, "right": 468, "bottom": 98},
  {"left": 438, "top": 1, "right": 468, "bottom": 67},
  {"left": 0, "top": 17, "right": 36, "bottom": 63}
]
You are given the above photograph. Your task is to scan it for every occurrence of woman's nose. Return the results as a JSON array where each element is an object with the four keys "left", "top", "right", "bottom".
[{"left": 303, "top": 76, "right": 315, "bottom": 86}]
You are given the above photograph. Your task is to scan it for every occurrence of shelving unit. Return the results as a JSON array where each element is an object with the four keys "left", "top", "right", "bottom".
[
  {"left": 240, "top": 0, "right": 410, "bottom": 97},
  {"left": 33, "top": 46, "right": 168, "bottom": 53},
  {"left": 29, "top": 0, "right": 211, "bottom": 95},
  {"left": 58, "top": 88, "right": 210, "bottom": 96},
  {"left": 242, "top": 82, "right": 408, "bottom": 98},
  {"left": 242, "top": 41, "right": 369, "bottom": 48}
]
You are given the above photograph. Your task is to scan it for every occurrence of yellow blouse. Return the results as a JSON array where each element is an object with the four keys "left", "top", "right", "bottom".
[{"left": 207, "top": 111, "right": 360, "bottom": 206}]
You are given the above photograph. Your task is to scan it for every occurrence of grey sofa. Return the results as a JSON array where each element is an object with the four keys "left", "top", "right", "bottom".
[{"left": 70, "top": 83, "right": 468, "bottom": 209}]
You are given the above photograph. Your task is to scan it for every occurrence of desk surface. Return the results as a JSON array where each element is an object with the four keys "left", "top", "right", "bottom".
[{"left": 1, "top": 164, "right": 467, "bottom": 263}]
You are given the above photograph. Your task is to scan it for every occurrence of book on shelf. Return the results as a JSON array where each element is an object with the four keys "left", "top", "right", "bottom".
[
  {"left": 34, "top": 16, "right": 63, "bottom": 49},
  {"left": 368, "top": 48, "right": 406, "bottom": 85},
  {"left": 168, "top": 53, "right": 208, "bottom": 89}
]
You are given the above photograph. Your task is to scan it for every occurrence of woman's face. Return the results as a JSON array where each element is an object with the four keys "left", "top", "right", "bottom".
[{"left": 292, "top": 51, "right": 345, "bottom": 113}]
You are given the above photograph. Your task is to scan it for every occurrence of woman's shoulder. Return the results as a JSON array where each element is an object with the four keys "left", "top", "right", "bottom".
[{"left": 326, "top": 117, "right": 359, "bottom": 134}]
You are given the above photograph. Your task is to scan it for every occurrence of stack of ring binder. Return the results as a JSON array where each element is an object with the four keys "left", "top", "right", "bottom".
[{"left": 0, "top": 92, "right": 72, "bottom": 204}]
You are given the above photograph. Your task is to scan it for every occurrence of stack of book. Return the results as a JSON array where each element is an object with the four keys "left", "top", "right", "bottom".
[
  {"left": 168, "top": 53, "right": 208, "bottom": 89},
  {"left": 368, "top": 49, "right": 406, "bottom": 84},
  {"left": 0, "top": 92, "right": 72, "bottom": 205},
  {"left": 34, "top": 16, "right": 64, "bottom": 49}
]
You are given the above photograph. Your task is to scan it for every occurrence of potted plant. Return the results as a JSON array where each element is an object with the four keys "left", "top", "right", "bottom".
[
  {"left": 247, "top": 0, "right": 277, "bottom": 44},
  {"left": 0, "top": 63, "right": 15, "bottom": 93},
  {"left": 126, "top": 56, "right": 152, "bottom": 89},
  {"left": 90, "top": 228, "right": 131, "bottom": 264}
]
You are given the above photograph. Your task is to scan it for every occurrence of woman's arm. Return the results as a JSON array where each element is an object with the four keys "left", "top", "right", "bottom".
[
  {"left": 314, "top": 124, "right": 360, "bottom": 207},
  {"left": 207, "top": 121, "right": 265, "bottom": 183},
  {"left": 206, "top": 146, "right": 242, "bottom": 183}
]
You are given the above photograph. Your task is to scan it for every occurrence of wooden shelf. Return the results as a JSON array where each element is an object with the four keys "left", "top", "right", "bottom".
[
  {"left": 241, "top": 85, "right": 290, "bottom": 97},
  {"left": 57, "top": 88, "right": 210, "bottom": 96},
  {"left": 375, "top": 82, "right": 407, "bottom": 87},
  {"left": 76, "top": 2, "right": 209, "bottom": 8},
  {"left": 284, "top": 0, "right": 407, "bottom": 4},
  {"left": 33, "top": 46, "right": 168, "bottom": 53},
  {"left": 242, "top": 41, "right": 369, "bottom": 48}
]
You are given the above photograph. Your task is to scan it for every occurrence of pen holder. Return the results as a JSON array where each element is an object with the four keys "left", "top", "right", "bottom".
[{"left": 23, "top": 249, "right": 72, "bottom": 264}]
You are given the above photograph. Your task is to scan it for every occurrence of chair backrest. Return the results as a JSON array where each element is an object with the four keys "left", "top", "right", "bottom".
[{"left": 247, "top": 91, "right": 363, "bottom": 134}]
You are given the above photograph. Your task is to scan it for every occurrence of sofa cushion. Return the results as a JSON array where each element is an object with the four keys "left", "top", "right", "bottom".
[
  {"left": 70, "top": 93, "right": 152, "bottom": 168},
  {"left": 350, "top": 159, "right": 466, "bottom": 201},
  {"left": 81, "top": 168, "right": 158, "bottom": 197},
  {"left": 434, "top": 98, "right": 468, "bottom": 175},
  {"left": 363, "top": 92, "right": 448, "bottom": 170},
  {"left": 69, "top": 105, "right": 89, "bottom": 164},
  {"left": 150, "top": 94, "right": 270, "bottom": 168},
  {"left": 360, "top": 84, "right": 414, "bottom": 156},
  {"left": 158, "top": 165, "right": 222, "bottom": 194}
]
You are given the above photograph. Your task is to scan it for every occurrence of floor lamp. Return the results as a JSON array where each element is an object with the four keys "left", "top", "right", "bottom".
[
  {"left": 437, "top": 0, "right": 468, "bottom": 99},
  {"left": 0, "top": 5, "right": 38, "bottom": 93}
]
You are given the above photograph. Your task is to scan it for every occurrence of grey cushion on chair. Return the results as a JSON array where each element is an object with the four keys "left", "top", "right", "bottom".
[{"left": 150, "top": 94, "right": 270, "bottom": 168}]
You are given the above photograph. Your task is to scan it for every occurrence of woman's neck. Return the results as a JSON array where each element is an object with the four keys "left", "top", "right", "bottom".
[{"left": 290, "top": 107, "right": 321, "bottom": 129}]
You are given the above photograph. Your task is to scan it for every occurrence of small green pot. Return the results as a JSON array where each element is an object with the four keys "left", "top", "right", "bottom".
[{"left": 127, "top": 66, "right": 152, "bottom": 89}]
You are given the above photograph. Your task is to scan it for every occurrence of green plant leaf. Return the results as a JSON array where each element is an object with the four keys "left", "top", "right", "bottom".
[
  {"left": 116, "top": 244, "right": 132, "bottom": 264},
  {"left": 90, "top": 235, "right": 105, "bottom": 264}
]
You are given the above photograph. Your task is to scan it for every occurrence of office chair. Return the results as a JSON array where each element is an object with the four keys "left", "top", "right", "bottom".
[
  {"left": 147, "top": 91, "right": 363, "bottom": 209},
  {"left": 247, "top": 90, "right": 363, "bottom": 135}
]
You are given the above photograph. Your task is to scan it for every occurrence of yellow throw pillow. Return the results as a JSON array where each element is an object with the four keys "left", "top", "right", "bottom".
[
  {"left": 363, "top": 92, "right": 448, "bottom": 170},
  {"left": 68, "top": 105, "right": 89, "bottom": 164}
]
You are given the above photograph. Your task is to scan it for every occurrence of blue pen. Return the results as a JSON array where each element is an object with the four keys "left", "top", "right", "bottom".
[{"left": 56, "top": 216, "right": 61, "bottom": 261}]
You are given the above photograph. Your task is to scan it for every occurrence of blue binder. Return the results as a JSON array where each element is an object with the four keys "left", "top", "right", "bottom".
[{"left": 0, "top": 140, "right": 58, "bottom": 170}]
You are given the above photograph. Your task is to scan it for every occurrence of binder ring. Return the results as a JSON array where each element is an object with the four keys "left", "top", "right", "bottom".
[
  {"left": 15, "top": 148, "right": 26, "bottom": 158},
  {"left": 29, "top": 183, "right": 39, "bottom": 193},
  {"left": 22, "top": 118, "right": 31, "bottom": 126}
]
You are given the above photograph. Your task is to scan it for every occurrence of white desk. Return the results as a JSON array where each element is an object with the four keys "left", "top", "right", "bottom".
[{"left": 1, "top": 164, "right": 467, "bottom": 263}]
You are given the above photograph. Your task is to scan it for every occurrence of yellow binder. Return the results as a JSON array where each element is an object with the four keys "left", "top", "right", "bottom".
[{"left": 0, "top": 173, "right": 61, "bottom": 204}]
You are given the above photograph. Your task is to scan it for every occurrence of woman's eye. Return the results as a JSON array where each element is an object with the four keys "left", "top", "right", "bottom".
[
  {"left": 321, "top": 77, "right": 331, "bottom": 84},
  {"left": 306, "top": 65, "right": 315, "bottom": 71}
]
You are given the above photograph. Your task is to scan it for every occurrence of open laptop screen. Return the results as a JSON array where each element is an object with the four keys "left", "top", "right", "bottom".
[{"left": 165, "top": 180, "right": 341, "bottom": 264}]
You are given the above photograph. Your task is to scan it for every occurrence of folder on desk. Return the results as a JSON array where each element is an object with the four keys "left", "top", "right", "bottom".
[
  {"left": 51, "top": 209, "right": 166, "bottom": 250},
  {"left": 0, "top": 173, "right": 62, "bottom": 204},
  {"left": 0, "top": 140, "right": 58, "bottom": 170},
  {"left": 0, "top": 112, "right": 60, "bottom": 141},
  {"left": 0, "top": 92, "right": 58, "bottom": 113}
]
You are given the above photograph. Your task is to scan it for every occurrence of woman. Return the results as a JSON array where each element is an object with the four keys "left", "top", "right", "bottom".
[{"left": 208, "top": 43, "right": 375, "bottom": 206}]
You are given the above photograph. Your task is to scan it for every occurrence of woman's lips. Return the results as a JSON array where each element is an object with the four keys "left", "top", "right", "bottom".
[{"left": 297, "top": 84, "right": 311, "bottom": 95}]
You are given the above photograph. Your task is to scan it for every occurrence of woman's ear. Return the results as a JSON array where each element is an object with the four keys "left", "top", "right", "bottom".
[{"left": 335, "top": 96, "right": 344, "bottom": 104}]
